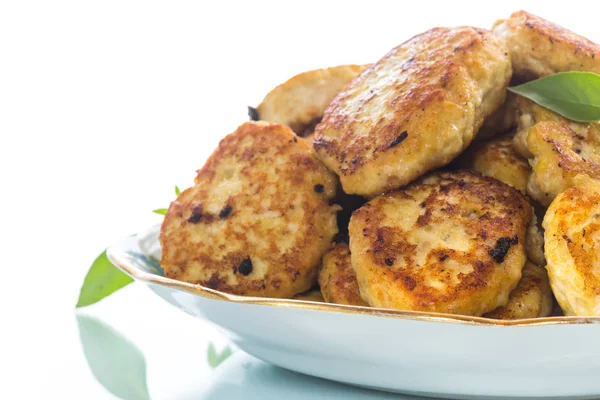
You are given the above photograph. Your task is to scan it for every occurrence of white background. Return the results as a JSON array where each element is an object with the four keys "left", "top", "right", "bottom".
[{"left": 2, "top": 1, "right": 599, "bottom": 398}]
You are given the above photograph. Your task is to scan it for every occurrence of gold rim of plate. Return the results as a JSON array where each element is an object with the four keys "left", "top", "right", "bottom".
[{"left": 107, "top": 246, "right": 600, "bottom": 327}]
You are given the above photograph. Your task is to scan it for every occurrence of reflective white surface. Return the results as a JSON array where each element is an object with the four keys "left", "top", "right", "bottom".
[{"left": 200, "top": 352, "right": 429, "bottom": 400}]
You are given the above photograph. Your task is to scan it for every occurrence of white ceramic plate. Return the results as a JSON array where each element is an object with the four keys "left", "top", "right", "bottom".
[{"left": 108, "top": 225, "right": 600, "bottom": 399}]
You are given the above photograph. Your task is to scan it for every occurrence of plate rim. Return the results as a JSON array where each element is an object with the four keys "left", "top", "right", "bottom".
[{"left": 107, "top": 227, "right": 600, "bottom": 328}]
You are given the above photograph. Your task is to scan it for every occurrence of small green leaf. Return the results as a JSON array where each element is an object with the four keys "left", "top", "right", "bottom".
[
  {"left": 153, "top": 185, "right": 180, "bottom": 215},
  {"left": 76, "top": 251, "right": 134, "bottom": 308},
  {"left": 508, "top": 71, "right": 600, "bottom": 122},
  {"left": 77, "top": 314, "right": 150, "bottom": 400},
  {"left": 207, "top": 342, "right": 234, "bottom": 368}
]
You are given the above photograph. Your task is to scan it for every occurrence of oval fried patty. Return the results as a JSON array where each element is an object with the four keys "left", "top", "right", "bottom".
[
  {"left": 544, "top": 176, "right": 600, "bottom": 316},
  {"left": 160, "top": 122, "right": 340, "bottom": 298},
  {"left": 493, "top": 10, "right": 600, "bottom": 79},
  {"left": 318, "top": 243, "right": 368, "bottom": 306},
  {"left": 313, "top": 27, "right": 511, "bottom": 197},
  {"left": 483, "top": 261, "right": 552, "bottom": 320},
  {"left": 348, "top": 170, "right": 531, "bottom": 316},
  {"left": 254, "top": 65, "right": 366, "bottom": 136}
]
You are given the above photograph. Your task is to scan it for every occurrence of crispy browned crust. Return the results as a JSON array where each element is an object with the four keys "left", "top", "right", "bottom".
[
  {"left": 318, "top": 243, "right": 368, "bottom": 306},
  {"left": 544, "top": 176, "right": 600, "bottom": 316},
  {"left": 160, "top": 122, "right": 340, "bottom": 298},
  {"left": 484, "top": 261, "right": 553, "bottom": 319},
  {"left": 493, "top": 10, "right": 600, "bottom": 79},
  {"left": 457, "top": 136, "right": 545, "bottom": 266},
  {"left": 256, "top": 65, "right": 367, "bottom": 135},
  {"left": 313, "top": 27, "right": 511, "bottom": 197},
  {"left": 449, "top": 133, "right": 544, "bottom": 267},
  {"left": 458, "top": 134, "right": 530, "bottom": 194},
  {"left": 349, "top": 170, "right": 531, "bottom": 316},
  {"left": 527, "top": 121, "right": 600, "bottom": 205}
]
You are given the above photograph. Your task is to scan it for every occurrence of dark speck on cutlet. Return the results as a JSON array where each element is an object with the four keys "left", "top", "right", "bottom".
[
  {"left": 219, "top": 204, "right": 233, "bottom": 218},
  {"left": 488, "top": 236, "right": 518, "bottom": 263},
  {"left": 389, "top": 131, "right": 408, "bottom": 148},
  {"left": 238, "top": 258, "right": 253, "bottom": 276},
  {"left": 187, "top": 210, "right": 202, "bottom": 223}
]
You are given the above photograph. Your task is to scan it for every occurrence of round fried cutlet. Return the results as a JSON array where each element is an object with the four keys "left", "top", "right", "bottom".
[
  {"left": 313, "top": 27, "right": 511, "bottom": 197},
  {"left": 348, "top": 170, "right": 532, "bottom": 316},
  {"left": 493, "top": 11, "right": 600, "bottom": 80},
  {"left": 459, "top": 134, "right": 530, "bottom": 194},
  {"left": 543, "top": 176, "right": 600, "bottom": 316},
  {"left": 318, "top": 243, "right": 368, "bottom": 306},
  {"left": 483, "top": 261, "right": 553, "bottom": 319},
  {"left": 160, "top": 122, "right": 340, "bottom": 298},
  {"left": 254, "top": 65, "right": 366, "bottom": 136}
]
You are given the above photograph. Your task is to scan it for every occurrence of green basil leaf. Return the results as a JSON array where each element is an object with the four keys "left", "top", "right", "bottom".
[
  {"left": 76, "top": 251, "right": 134, "bottom": 308},
  {"left": 508, "top": 71, "right": 600, "bottom": 122},
  {"left": 77, "top": 314, "right": 150, "bottom": 400},
  {"left": 207, "top": 342, "right": 234, "bottom": 368},
  {"left": 153, "top": 185, "right": 180, "bottom": 215}
]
